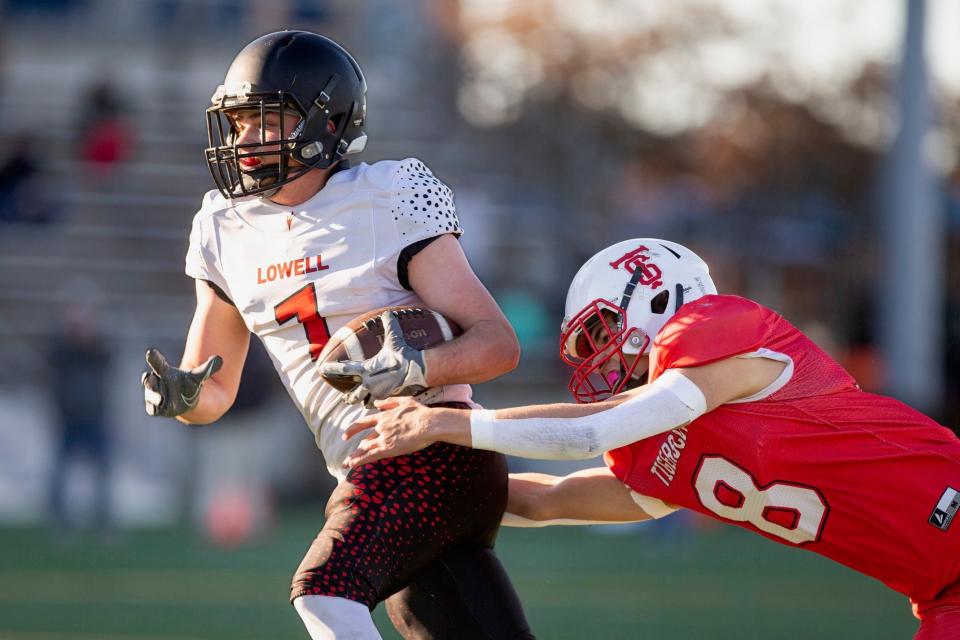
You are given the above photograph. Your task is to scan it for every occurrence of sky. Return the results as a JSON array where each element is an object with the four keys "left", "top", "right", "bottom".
[{"left": 456, "top": 0, "right": 959, "bottom": 154}]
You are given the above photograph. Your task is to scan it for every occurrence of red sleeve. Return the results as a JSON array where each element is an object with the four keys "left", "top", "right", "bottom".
[{"left": 648, "top": 295, "right": 774, "bottom": 380}]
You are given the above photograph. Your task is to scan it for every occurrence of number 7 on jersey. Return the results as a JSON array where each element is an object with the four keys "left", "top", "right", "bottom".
[{"left": 274, "top": 283, "right": 331, "bottom": 361}]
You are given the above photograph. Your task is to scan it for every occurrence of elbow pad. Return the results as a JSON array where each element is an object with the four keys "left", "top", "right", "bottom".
[{"left": 470, "top": 369, "right": 707, "bottom": 460}]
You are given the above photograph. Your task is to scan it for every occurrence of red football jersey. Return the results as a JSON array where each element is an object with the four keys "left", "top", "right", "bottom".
[{"left": 605, "top": 295, "right": 960, "bottom": 602}]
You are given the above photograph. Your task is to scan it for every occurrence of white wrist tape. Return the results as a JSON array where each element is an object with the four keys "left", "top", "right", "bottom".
[
  {"left": 469, "top": 369, "right": 707, "bottom": 460},
  {"left": 469, "top": 409, "right": 497, "bottom": 452}
]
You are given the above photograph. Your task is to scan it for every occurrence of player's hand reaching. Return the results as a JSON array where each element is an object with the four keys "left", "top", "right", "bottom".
[
  {"left": 342, "top": 396, "right": 440, "bottom": 467},
  {"left": 319, "top": 311, "right": 429, "bottom": 409},
  {"left": 141, "top": 348, "right": 222, "bottom": 417}
]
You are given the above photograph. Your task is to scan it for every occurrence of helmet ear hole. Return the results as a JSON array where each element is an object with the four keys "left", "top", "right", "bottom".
[{"left": 650, "top": 290, "right": 670, "bottom": 315}]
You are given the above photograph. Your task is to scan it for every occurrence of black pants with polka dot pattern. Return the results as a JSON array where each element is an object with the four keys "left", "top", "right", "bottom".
[{"left": 290, "top": 441, "right": 534, "bottom": 639}]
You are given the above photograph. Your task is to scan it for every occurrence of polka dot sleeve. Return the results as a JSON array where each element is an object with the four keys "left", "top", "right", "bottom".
[{"left": 390, "top": 158, "right": 463, "bottom": 243}]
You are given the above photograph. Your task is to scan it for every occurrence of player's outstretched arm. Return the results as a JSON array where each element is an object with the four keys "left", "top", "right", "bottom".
[
  {"left": 342, "top": 376, "right": 691, "bottom": 466},
  {"left": 504, "top": 467, "right": 662, "bottom": 526},
  {"left": 142, "top": 279, "right": 250, "bottom": 425},
  {"left": 343, "top": 355, "right": 787, "bottom": 466},
  {"left": 342, "top": 394, "right": 626, "bottom": 467},
  {"left": 407, "top": 234, "right": 520, "bottom": 386}
]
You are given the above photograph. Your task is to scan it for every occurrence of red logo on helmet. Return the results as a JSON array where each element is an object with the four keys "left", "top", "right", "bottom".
[{"left": 609, "top": 246, "right": 663, "bottom": 288}]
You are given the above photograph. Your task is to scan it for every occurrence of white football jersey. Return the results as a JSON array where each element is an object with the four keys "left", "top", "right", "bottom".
[{"left": 185, "top": 158, "right": 472, "bottom": 480}]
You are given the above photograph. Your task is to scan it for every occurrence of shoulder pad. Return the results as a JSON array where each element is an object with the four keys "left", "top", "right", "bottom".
[
  {"left": 650, "top": 295, "right": 773, "bottom": 379},
  {"left": 197, "top": 188, "right": 231, "bottom": 215},
  {"left": 347, "top": 159, "right": 401, "bottom": 191},
  {"left": 390, "top": 158, "right": 461, "bottom": 241}
]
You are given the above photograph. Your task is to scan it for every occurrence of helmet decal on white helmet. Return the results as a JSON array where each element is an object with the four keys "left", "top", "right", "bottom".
[
  {"left": 608, "top": 244, "right": 665, "bottom": 289},
  {"left": 560, "top": 239, "right": 717, "bottom": 403}
]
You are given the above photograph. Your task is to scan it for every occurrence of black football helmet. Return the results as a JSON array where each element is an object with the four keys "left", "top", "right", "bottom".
[{"left": 205, "top": 30, "right": 368, "bottom": 198}]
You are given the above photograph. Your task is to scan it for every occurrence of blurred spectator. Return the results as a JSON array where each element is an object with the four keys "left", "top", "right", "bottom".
[
  {"left": 75, "top": 80, "right": 132, "bottom": 176},
  {"left": 47, "top": 300, "right": 112, "bottom": 537},
  {"left": 0, "top": 134, "right": 56, "bottom": 223}
]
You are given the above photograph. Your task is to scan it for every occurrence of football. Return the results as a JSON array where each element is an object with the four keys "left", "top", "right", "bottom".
[{"left": 318, "top": 306, "right": 462, "bottom": 392}]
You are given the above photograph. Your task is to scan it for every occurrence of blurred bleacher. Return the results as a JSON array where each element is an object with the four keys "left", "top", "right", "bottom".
[
  {"left": 0, "top": 0, "right": 562, "bottom": 376},
  {"left": 0, "top": 0, "right": 569, "bottom": 525}
]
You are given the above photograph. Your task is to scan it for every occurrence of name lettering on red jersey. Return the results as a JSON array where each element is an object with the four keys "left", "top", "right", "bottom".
[
  {"left": 650, "top": 425, "right": 689, "bottom": 486},
  {"left": 257, "top": 255, "right": 329, "bottom": 284},
  {"left": 609, "top": 245, "right": 663, "bottom": 289}
]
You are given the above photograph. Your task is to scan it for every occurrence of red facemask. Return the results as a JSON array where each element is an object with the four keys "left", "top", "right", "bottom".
[{"left": 560, "top": 299, "right": 649, "bottom": 404}]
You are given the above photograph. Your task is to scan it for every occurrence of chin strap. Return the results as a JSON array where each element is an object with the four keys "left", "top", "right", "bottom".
[
  {"left": 237, "top": 165, "right": 312, "bottom": 199},
  {"left": 617, "top": 267, "right": 645, "bottom": 331},
  {"left": 236, "top": 166, "right": 280, "bottom": 197}
]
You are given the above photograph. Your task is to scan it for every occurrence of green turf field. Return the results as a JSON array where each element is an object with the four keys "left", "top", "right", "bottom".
[{"left": 0, "top": 510, "right": 917, "bottom": 639}]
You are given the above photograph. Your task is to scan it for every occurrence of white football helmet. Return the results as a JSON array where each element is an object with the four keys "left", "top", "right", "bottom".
[{"left": 560, "top": 239, "right": 717, "bottom": 403}]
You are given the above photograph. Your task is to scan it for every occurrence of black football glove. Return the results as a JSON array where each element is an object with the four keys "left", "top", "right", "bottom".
[
  {"left": 319, "top": 311, "right": 428, "bottom": 409},
  {"left": 141, "top": 348, "right": 222, "bottom": 417}
]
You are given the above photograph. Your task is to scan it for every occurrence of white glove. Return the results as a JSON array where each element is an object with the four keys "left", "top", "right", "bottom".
[{"left": 319, "top": 311, "right": 429, "bottom": 408}]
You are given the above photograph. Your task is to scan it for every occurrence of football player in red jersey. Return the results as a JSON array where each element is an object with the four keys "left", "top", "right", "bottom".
[{"left": 344, "top": 239, "right": 960, "bottom": 639}]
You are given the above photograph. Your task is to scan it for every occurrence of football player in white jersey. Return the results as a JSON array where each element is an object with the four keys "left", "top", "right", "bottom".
[{"left": 140, "top": 31, "right": 533, "bottom": 640}]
